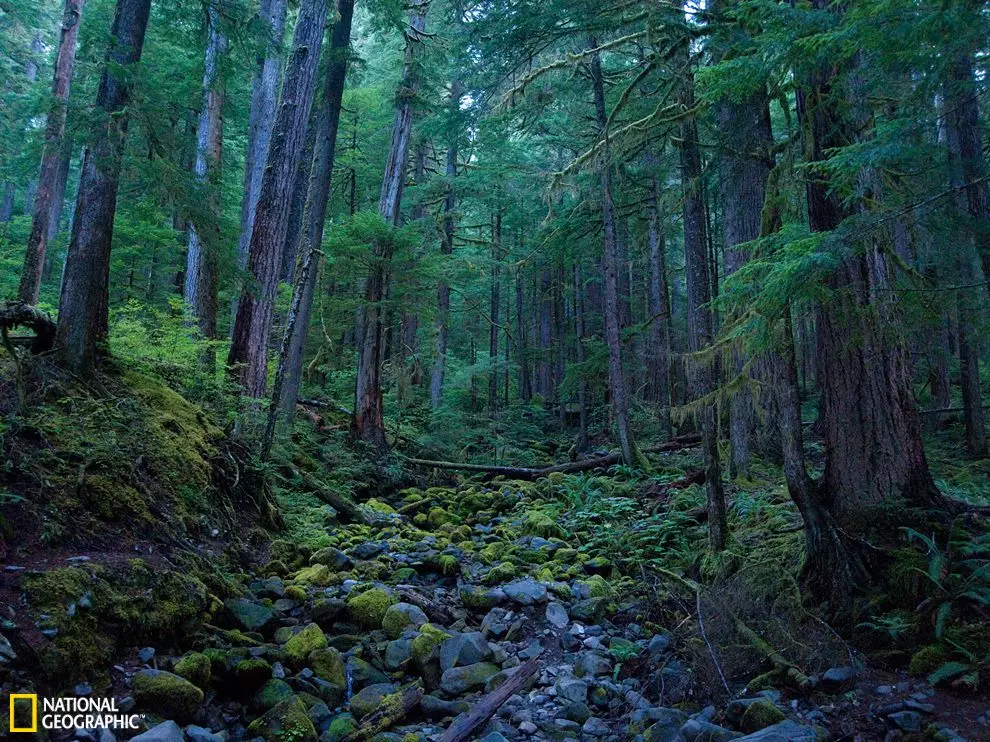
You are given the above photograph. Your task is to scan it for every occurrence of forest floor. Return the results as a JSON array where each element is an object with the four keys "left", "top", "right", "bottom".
[{"left": 1, "top": 366, "right": 989, "bottom": 741}]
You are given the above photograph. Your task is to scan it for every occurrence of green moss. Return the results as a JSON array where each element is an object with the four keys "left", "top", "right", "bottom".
[
  {"left": 478, "top": 543, "right": 508, "bottom": 565},
  {"left": 346, "top": 588, "right": 396, "bottom": 628},
  {"left": 521, "top": 509, "right": 567, "bottom": 538},
  {"left": 908, "top": 644, "right": 949, "bottom": 676},
  {"left": 579, "top": 575, "right": 612, "bottom": 598},
  {"left": 393, "top": 567, "right": 416, "bottom": 582},
  {"left": 284, "top": 586, "right": 307, "bottom": 603},
  {"left": 365, "top": 499, "right": 396, "bottom": 514},
  {"left": 174, "top": 652, "right": 211, "bottom": 689},
  {"left": 740, "top": 699, "right": 785, "bottom": 733},
  {"left": 411, "top": 623, "right": 451, "bottom": 665},
  {"left": 284, "top": 623, "right": 328, "bottom": 667},
  {"left": 309, "top": 647, "right": 346, "bottom": 687},
  {"left": 247, "top": 696, "right": 317, "bottom": 742},
  {"left": 425, "top": 554, "right": 460, "bottom": 576},
  {"left": 484, "top": 561, "right": 517, "bottom": 585},
  {"left": 291, "top": 564, "right": 334, "bottom": 587},
  {"left": 323, "top": 713, "right": 358, "bottom": 741},
  {"left": 255, "top": 679, "right": 295, "bottom": 710},
  {"left": 132, "top": 670, "right": 204, "bottom": 723},
  {"left": 234, "top": 658, "right": 273, "bottom": 690}
]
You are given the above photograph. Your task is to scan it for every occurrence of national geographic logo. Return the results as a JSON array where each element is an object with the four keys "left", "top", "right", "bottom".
[{"left": 7, "top": 694, "right": 140, "bottom": 733}]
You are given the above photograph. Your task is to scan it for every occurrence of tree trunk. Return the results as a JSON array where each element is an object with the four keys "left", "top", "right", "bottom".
[
  {"left": 429, "top": 80, "right": 461, "bottom": 409},
  {"left": 354, "top": 0, "right": 428, "bottom": 451},
  {"left": 645, "top": 163, "right": 672, "bottom": 438},
  {"left": 515, "top": 264, "right": 532, "bottom": 401},
  {"left": 227, "top": 0, "right": 329, "bottom": 397},
  {"left": 488, "top": 211, "right": 501, "bottom": 415},
  {"left": 235, "top": 0, "right": 288, "bottom": 278},
  {"left": 20, "top": 0, "right": 85, "bottom": 305},
  {"left": 281, "top": 109, "right": 320, "bottom": 284},
  {"left": 590, "top": 37, "right": 639, "bottom": 466},
  {"left": 676, "top": 35, "right": 727, "bottom": 551},
  {"left": 574, "top": 263, "right": 589, "bottom": 452},
  {"left": 183, "top": 0, "right": 226, "bottom": 340},
  {"left": 277, "top": 0, "right": 355, "bottom": 426},
  {"left": 55, "top": 0, "right": 152, "bottom": 377}
]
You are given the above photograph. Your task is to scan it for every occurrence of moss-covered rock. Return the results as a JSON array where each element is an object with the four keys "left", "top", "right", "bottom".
[
  {"left": 132, "top": 669, "right": 204, "bottom": 723},
  {"left": 382, "top": 602, "right": 429, "bottom": 639},
  {"left": 284, "top": 623, "right": 328, "bottom": 667},
  {"left": 254, "top": 679, "right": 295, "bottom": 711},
  {"left": 173, "top": 652, "right": 211, "bottom": 690},
  {"left": 309, "top": 647, "right": 346, "bottom": 688},
  {"left": 908, "top": 644, "right": 949, "bottom": 676},
  {"left": 323, "top": 713, "right": 359, "bottom": 741},
  {"left": 233, "top": 658, "right": 273, "bottom": 693},
  {"left": 291, "top": 564, "right": 334, "bottom": 587},
  {"left": 349, "top": 682, "right": 398, "bottom": 720},
  {"left": 740, "top": 700, "right": 785, "bottom": 733},
  {"left": 247, "top": 696, "right": 317, "bottom": 742},
  {"left": 347, "top": 587, "right": 396, "bottom": 628},
  {"left": 284, "top": 585, "right": 308, "bottom": 603},
  {"left": 411, "top": 624, "right": 452, "bottom": 666},
  {"left": 484, "top": 561, "right": 517, "bottom": 585},
  {"left": 440, "top": 662, "right": 500, "bottom": 695},
  {"left": 459, "top": 585, "right": 503, "bottom": 610}
]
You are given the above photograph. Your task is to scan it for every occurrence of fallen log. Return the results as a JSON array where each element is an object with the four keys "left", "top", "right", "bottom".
[
  {"left": 285, "top": 465, "right": 375, "bottom": 526},
  {"left": 0, "top": 301, "right": 56, "bottom": 354},
  {"left": 440, "top": 658, "right": 540, "bottom": 742},
  {"left": 397, "top": 586, "right": 456, "bottom": 625},
  {"left": 344, "top": 682, "right": 423, "bottom": 741},
  {"left": 405, "top": 435, "right": 702, "bottom": 480}
]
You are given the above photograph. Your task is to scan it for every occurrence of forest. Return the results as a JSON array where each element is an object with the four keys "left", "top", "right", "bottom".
[{"left": 1, "top": 0, "right": 990, "bottom": 739}]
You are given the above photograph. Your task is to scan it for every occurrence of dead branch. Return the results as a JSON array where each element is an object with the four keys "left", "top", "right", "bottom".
[
  {"left": 343, "top": 682, "right": 423, "bottom": 741},
  {"left": 439, "top": 658, "right": 540, "bottom": 742}
]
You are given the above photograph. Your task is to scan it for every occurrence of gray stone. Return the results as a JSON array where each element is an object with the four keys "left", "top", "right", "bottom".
[
  {"left": 574, "top": 652, "right": 612, "bottom": 678},
  {"left": 519, "top": 721, "right": 538, "bottom": 734},
  {"left": 554, "top": 718, "right": 582, "bottom": 734},
  {"left": 679, "top": 719, "right": 742, "bottom": 742},
  {"left": 385, "top": 638, "right": 414, "bottom": 670},
  {"left": 647, "top": 632, "right": 674, "bottom": 657},
  {"left": 570, "top": 597, "right": 606, "bottom": 623},
  {"left": 420, "top": 694, "right": 471, "bottom": 718},
  {"left": 129, "top": 721, "right": 184, "bottom": 742},
  {"left": 546, "top": 602, "right": 569, "bottom": 628},
  {"left": 382, "top": 602, "right": 428, "bottom": 639},
  {"left": 138, "top": 647, "right": 155, "bottom": 663},
  {"left": 309, "top": 547, "right": 353, "bottom": 569},
  {"left": 349, "top": 683, "right": 398, "bottom": 720},
  {"left": 735, "top": 721, "right": 820, "bottom": 741},
  {"left": 311, "top": 598, "right": 347, "bottom": 628},
  {"left": 346, "top": 656, "right": 390, "bottom": 689},
  {"left": 440, "top": 632, "right": 493, "bottom": 671},
  {"left": 441, "top": 662, "right": 501, "bottom": 695},
  {"left": 819, "top": 666, "right": 858, "bottom": 694},
  {"left": 225, "top": 598, "right": 277, "bottom": 633},
  {"left": 888, "top": 711, "right": 922, "bottom": 733},
  {"left": 558, "top": 701, "right": 591, "bottom": 724},
  {"left": 555, "top": 678, "right": 588, "bottom": 704},
  {"left": 350, "top": 541, "right": 387, "bottom": 560},
  {"left": 502, "top": 579, "right": 548, "bottom": 605},
  {"left": 583, "top": 717, "right": 610, "bottom": 737},
  {"left": 185, "top": 726, "right": 225, "bottom": 742}
]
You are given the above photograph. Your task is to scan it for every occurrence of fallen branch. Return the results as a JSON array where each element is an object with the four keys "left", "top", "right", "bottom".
[
  {"left": 397, "top": 586, "right": 456, "bottom": 625},
  {"left": 0, "top": 301, "right": 56, "bottom": 354},
  {"left": 405, "top": 435, "right": 702, "bottom": 480},
  {"left": 285, "top": 465, "right": 374, "bottom": 526},
  {"left": 732, "top": 615, "right": 812, "bottom": 692},
  {"left": 344, "top": 682, "right": 423, "bottom": 741},
  {"left": 439, "top": 658, "right": 540, "bottom": 742}
]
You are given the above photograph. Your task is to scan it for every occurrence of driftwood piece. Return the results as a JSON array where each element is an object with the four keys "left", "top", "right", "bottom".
[
  {"left": 397, "top": 586, "right": 456, "bottom": 625},
  {"left": 406, "top": 435, "right": 702, "bottom": 480},
  {"left": 0, "top": 301, "right": 56, "bottom": 354},
  {"left": 439, "top": 658, "right": 540, "bottom": 742},
  {"left": 343, "top": 682, "right": 423, "bottom": 741},
  {"left": 286, "top": 465, "right": 374, "bottom": 525}
]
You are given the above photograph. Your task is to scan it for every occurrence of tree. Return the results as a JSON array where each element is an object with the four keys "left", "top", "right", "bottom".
[
  {"left": 19, "top": 0, "right": 85, "bottom": 305},
  {"left": 228, "top": 0, "right": 330, "bottom": 397},
  {"left": 55, "top": 0, "right": 152, "bottom": 376}
]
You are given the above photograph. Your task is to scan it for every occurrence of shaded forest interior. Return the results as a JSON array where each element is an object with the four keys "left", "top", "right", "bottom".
[{"left": 1, "top": 0, "right": 990, "bottom": 740}]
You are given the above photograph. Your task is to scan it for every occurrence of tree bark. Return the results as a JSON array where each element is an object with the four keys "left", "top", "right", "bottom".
[
  {"left": 574, "top": 263, "right": 589, "bottom": 451},
  {"left": 590, "top": 37, "right": 639, "bottom": 466},
  {"left": 55, "top": 0, "right": 152, "bottom": 377},
  {"left": 354, "top": 0, "right": 428, "bottom": 451},
  {"left": 228, "top": 0, "right": 329, "bottom": 397},
  {"left": 276, "top": 0, "right": 355, "bottom": 426},
  {"left": 645, "top": 162, "right": 672, "bottom": 438},
  {"left": 235, "top": 0, "right": 288, "bottom": 279},
  {"left": 676, "top": 34, "right": 727, "bottom": 551},
  {"left": 488, "top": 211, "right": 501, "bottom": 415},
  {"left": 281, "top": 108, "right": 319, "bottom": 284},
  {"left": 20, "top": 0, "right": 85, "bottom": 305},
  {"left": 515, "top": 263, "right": 532, "bottom": 401},
  {"left": 184, "top": 0, "right": 226, "bottom": 340}
]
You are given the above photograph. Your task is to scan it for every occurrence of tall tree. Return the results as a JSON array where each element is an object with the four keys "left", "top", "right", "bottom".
[
  {"left": 353, "top": 0, "right": 428, "bottom": 451},
  {"left": 19, "top": 0, "right": 85, "bottom": 305},
  {"left": 55, "top": 0, "right": 152, "bottom": 376},
  {"left": 183, "top": 0, "right": 227, "bottom": 340},
  {"left": 228, "top": 0, "right": 330, "bottom": 397}
]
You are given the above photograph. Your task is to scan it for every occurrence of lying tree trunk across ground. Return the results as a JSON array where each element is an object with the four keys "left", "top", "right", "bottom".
[{"left": 405, "top": 435, "right": 701, "bottom": 479}]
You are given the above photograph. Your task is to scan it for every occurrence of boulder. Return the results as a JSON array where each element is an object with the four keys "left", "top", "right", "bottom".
[
  {"left": 246, "top": 696, "right": 317, "bottom": 742},
  {"left": 440, "top": 662, "right": 500, "bottom": 695},
  {"left": 284, "top": 623, "right": 327, "bottom": 667},
  {"left": 382, "top": 602, "right": 428, "bottom": 639},
  {"left": 225, "top": 598, "right": 276, "bottom": 634},
  {"left": 130, "top": 721, "right": 184, "bottom": 742},
  {"left": 349, "top": 682, "right": 398, "bottom": 720},
  {"left": 132, "top": 670, "right": 204, "bottom": 724}
]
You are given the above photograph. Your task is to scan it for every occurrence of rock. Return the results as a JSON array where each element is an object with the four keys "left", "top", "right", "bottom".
[
  {"left": 349, "top": 682, "right": 398, "bottom": 720},
  {"left": 253, "top": 679, "right": 294, "bottom": 711},
  {"left": 308, "top": 702, "right": 332, "bottom": 733},
  {"left": 350, "top": 541, "right": 387, "bottom": 560},
  {"left": 739, "top": 700, "right": 785, "bottom": 733},
  {"left": 735, "top": 721, "right": 820, "bottom": 741},
  {"left": 502, "top": 579, "right": 548, "bottom": 605},
  {"left": 130, "top": 721, "right": 184, "bottom": 742},
  {"left": 570, "top": 597, "right": 607, "bottom": 623},
  {"left": 225, "top": 598, "right": 277, "bottom": 634},
  {"left": 679, "top": 719, "right": 743, "bottom": 741},
  {"left": 546, "top": 602, "right": 569, "bottom": 628},
  {"left": 519, "top": 721, "right": 538, "bottom": 734},
  {"left": 558, "top": 701, "right": 591, "bottom": 724},
  {"left": 440, "top": 662, "right": 501, "bottom": 695},
  {"left": 284, "top": 623, "right": 327, "bottom": 667},
  {"left": 420, "top": 694, "right": 471, "bottom": 718},
  {"left": 819, "top": 666, "right": 858, "bottom": 694},
  {"left": 385, "top": 638, "right": 414, "bottom": 670},
  {"left": 574, "top": 652, "right": 613, "bottom": 678},
  {"left": 311, "top": 597, "right": 347, "bottom": 628},
  {"left": 556, "top": 678, "right": 588, "bottom": 704},
  {"left": 184, "top": 725, "right": 225, "bottom": 742},
  {"left": 554, "top": 718, "right": 582, "bottom": 734},
  {"left": 346, "top": 587, "right": 396, "bottom": 628},
  {"left": 583, "top": 717, "right": 610, "bottom": 736},
  {"left": 346, "top": 656, "right": 390, "bottom": 689},
  {"left": 132, "top": 670, "right": 204, "bottom": 724},
  {"left": 484, "top": 665, "right": 538, "bottom": 694},
  {"left": 459, "top": 585, "right": 505, "bottom": 611},
  {"left": 322, "top": 712, "right": 358, "bottom": 741},
  {"left": 247, "top": 696, "right": 317, "bottom": 742},
  {"left": 309, "top": 647, "right": 346, "bottom": 688},
  {"left": 138, "top": 647, "right": 155, "bottom": 663},
  {"left": 382, "top": 602, "right": 428, "bottom": 639},
  {"left": 647, "top": 632, "right": 674, "bottom": 657},
  {"left": 888, "top": 710, "right": 922, "bottom": 732},
  {"left": 233, "top": 658, "right": 272, "bottom": 693},
  {"left": 440, "top": 632, "right": 493, "bottom": 671},
  {"left": 310, "top": 547, "right": 353, "bottom": 569},
  {"left": 174, "top": 652, "right": 211, "bottom": 690}
]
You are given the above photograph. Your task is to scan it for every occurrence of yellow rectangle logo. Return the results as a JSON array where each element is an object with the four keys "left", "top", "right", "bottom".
[{"left": 9, "top": 694, "right": 38, "bottom": 733}]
